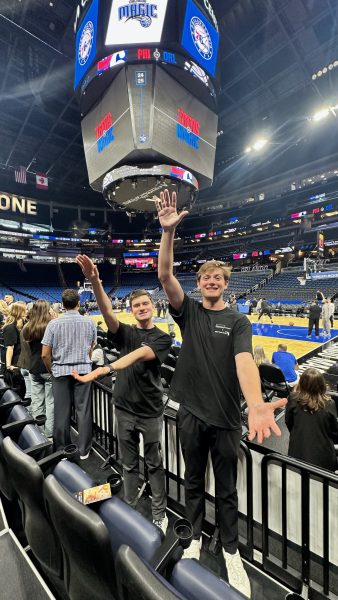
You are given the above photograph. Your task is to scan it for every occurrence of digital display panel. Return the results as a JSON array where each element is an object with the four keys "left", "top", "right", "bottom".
[
  {"left": 181, "top": 0, "right": 219, "bottom": 77},
  {"left": 74, "top": 0, "right": 99, "bottom": 89},
  {"left": 318, "top": 231, "right": 325, "bottom": 256},
  {"left": 124, "top": 257, "right": 156, "bottom": 268},
  {"left": 81, "top": 69, "right": 134, "bottom": 188},
  {"left": 152, "top": 67, "right": 217, "bottom": 183},
  {"left": 233, "top": 253, "right": 247, "bottom": 260},
  {"left": 105, "top": 0, "right": 169, "bottom": 46}
]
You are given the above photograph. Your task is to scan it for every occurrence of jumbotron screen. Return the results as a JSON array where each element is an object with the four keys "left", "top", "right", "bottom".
[
  {"left": 124, "top": 257, "right": 157, "bottom": 268},
  {"left": 152, "top": 67, "right": 217, "bottom": 183},
  {"left": 81, "top": 64, "right": 218, "bottom": 190}
]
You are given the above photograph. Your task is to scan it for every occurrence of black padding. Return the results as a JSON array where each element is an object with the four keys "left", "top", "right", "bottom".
[
  {"left": 44, "top": 474, "right": 116, "bottom": 600},
  {"left": 2, "top": 437, "right": 63, "bottom": 577},
  {"left": 115, "top": 545, "right": 184, "bottom": 600}
]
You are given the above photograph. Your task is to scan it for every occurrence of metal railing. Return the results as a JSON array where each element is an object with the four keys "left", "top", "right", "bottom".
[{"left": 261, "top": 453, "right": 338, "bottom": 599}]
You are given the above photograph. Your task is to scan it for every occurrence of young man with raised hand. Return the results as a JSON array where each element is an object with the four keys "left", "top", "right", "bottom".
[
  {"left": 73, "top": 255, "right": 172, "bottom": 534},
  {"left": 156, "top": 190, "right": 287, "bottom": 599}
]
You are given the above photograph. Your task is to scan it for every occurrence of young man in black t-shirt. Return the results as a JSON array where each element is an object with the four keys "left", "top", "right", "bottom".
[
  {"left": 73, "top": 255, "right": 171, "bottom": 534},
  {"left": 156, "top": 190, "right": 287, "bottom": 599}
]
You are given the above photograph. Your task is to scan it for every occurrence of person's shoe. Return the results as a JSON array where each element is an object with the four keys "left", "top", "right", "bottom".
[
  {"left": 306, "top": 335, "right": 311, "bottom": 338},
  {"left": 80, "top": 451, "right": 90, "bottom": 460},
  {"left": 223, "top": 549, "right": 251, "bottom": 598},
  {"left": 153, "top": 514, "right": 168, "bottom": 535},
  {"left": 182, "top": 537, "right": 202, "bottom": 560}
]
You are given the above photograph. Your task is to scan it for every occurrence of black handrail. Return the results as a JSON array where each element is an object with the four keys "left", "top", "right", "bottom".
[{"left": 261, "top": 453, "right": 338, "bottom": 598}]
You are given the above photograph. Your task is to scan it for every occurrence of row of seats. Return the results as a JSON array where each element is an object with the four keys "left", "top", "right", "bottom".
[{"left": 0, "top": 377, "right": 242, "bottom": 600}]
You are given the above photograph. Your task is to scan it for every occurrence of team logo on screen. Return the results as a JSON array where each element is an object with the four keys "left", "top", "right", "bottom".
[
  {"left": 95, "top": 112, "right": 115, "bottom": 153},
  {"left": 78, "top": 20, "right": 94, "bottom": 66},
  {"left": 118, "top": 1, "right": 158, "bottom": 28},
  {"left": 176, "top": 108, "right": 200, "bottom": 149},
  {"left": 190, "top": 16, "right": 213, "bottom": 61}
]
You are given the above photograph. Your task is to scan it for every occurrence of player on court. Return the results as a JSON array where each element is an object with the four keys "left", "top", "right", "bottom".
[{"left": 156, "top": 190, "right": 286, "bottom": 599}]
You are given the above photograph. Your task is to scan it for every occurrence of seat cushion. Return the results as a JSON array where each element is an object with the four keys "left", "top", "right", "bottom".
[{"left": 171, "top": 559, "right": 244, "bottom": 600}]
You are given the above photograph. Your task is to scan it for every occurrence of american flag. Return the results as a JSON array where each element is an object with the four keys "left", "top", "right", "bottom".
[{"left": 14, "top": 166, "right": 27, "bottom": 184}]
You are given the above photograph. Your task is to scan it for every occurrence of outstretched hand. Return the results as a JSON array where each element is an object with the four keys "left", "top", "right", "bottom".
[
  {"left": 155, "top": 189, "right": 189, "bottom": 232},
  {"left": 71, "top": 370, "right": 95, "bottom": 383},
  {"left": 247, "top": 398, "right": 287, "bottom": 444},
  {"left": 76, "top": 254, "right": 99, "bottom": 283}
]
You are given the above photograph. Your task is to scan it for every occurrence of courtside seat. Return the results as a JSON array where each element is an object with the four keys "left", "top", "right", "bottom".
[
  {"left": 170, "top": 558, "right": 245, "bottom": 600},
  {"left": 116, "top": 544, "right": 184, "bottom": 600},
  {"left": 98, "top": 494, "right": 162, "bottom": 563},
  {"left": 44, "top": 473, "right": 120, "bottom": 600},
  {"left": 52, "top": 458, "right": 93, "bottom": 492},
  {"left": 259, "top": 363, "right": 291, "bottom": 401},
  {"left": 2, "top": 438, "right": 82, "bottom": 588}
]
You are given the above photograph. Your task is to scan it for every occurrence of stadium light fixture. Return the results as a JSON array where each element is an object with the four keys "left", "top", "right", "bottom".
[
  {"left": 244, "top": 138, "right": 268, "bottom": 153},
  {"left": 312, "top": 108, "right": 330, "bottom": 122}
]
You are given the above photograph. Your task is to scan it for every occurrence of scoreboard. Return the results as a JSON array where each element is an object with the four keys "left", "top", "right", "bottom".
[{"left": 74, "top": 0, "right": 220, "bottom": 211}]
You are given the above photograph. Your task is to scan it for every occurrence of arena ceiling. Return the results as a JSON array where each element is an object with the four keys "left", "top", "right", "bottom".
[{"left": 0, "top": 0, "right": 338, "bottom": 212}]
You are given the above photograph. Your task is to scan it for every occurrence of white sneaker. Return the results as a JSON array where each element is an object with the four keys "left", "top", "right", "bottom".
[
  {"left": 79, "top": 452, "right": 90, "bottom": 460},
  {"left": 153, "top": 514, "right": 168, "bottom": 535},
  {"left": 223, "top": 549, "right": 251, "bottom": 598},
  {"left": 182, "top": 537, "right": 202, "bottom": 560}
]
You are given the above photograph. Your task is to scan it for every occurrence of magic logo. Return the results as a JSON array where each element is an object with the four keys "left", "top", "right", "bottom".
[
  {"left": 176, "top": 108, "right": 200, "bottom": 149},
  {"left": 118, "top": 2, "right": 158, "bottom": 27},
  {"left": 95, "top": 112, "right": 114, "bottom": 153}
]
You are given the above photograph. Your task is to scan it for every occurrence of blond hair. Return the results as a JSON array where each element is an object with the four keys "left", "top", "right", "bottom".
[
  {"left": 3, "top": 302, "right": 27, "bottom": 331},
  {"left": 197, "top": 260, "right": 231, "bottom": 282},
  {"left": 253, "top": 345, "right": 269, "bottom": 367}
]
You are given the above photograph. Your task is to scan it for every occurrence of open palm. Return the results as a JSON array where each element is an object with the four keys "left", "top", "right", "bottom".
[
  {"left": 76, "top": 254, "right": 99, "bottom": 282},
  {"left": 156, "top": 189, "right": 189, "bottom": 231}
]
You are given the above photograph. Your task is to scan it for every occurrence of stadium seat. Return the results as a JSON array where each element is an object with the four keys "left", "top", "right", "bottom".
[
  {"left": 170, "top": 557, "right": 245, "bottom": 600},
  {"left": 115, "top": 544, "right": 184, "bottom": 600},
  {"left": 2, "top": 438, "right": 79, "bottom": 583},
  {"left": 259, "top": 363, "right": 291, "bottom": 400},
  {"left": 115, "top": 544, "right": 245, "bottom": 600},
  {"left": 44, "top": 473, "right": 121, "bottom": 600}
]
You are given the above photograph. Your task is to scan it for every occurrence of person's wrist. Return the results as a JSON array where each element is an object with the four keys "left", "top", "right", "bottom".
[{"left": 162, "top": 225, "right": 176, "bottom": 233}]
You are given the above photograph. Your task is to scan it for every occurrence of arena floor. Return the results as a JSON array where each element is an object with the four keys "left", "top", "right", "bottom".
[{"left": 91, "top": 312, "right": 338, "bottom": 361}]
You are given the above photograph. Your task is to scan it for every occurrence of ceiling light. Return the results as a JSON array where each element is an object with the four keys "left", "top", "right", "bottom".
[
  {"left": 312, "top": 108, "right": 330, "bottom": 121},
  {"left": 252, "top": 138, "right": 268, "bottom": 151}
]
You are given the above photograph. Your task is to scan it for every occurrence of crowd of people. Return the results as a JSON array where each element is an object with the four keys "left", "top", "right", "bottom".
[{"left": 0, "top": 193, "right": 337, "bottom": 599}]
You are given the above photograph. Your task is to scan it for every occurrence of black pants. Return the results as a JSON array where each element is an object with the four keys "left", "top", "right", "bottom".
[
  {"left": 177, "top": 406, "right": 241, "bottom": 553},
  {"left": 330, "top": 315, "right": 334, "bottom": 328},
  {"left": 115, "top": 408, "right": 166, "bottom": 520},
  {"left": 52, "top": 376, "right": 92, "bottom": 455},
  {"left": 258, "top": 309, "right": 272, "bottom": 321},
  {"left": 308, "top": 317, "right": 319, "bottom": 336}
]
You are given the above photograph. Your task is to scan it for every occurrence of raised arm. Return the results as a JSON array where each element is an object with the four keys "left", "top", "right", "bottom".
[
  {"left": 156, "top": 190, "right": 188, "bottom": 312},
  {"left": 76, "top": 255, "right": 119, "bottom": 334}
]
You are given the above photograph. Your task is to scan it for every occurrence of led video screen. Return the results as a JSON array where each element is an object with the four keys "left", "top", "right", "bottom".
[
  {"left": 152, "top": 67, "right": 217, "bottom": 182},
  {"left": 81, "top": 68, "right": 134, "bottom": 188},
  {"left": 181, "top": 0, "right": 219, "bottom": 77},
  {"left": 74, "top": 0, "right": 99, "bottom": 89},
  {"left": 105, "top": 0, "right": 169, "bottom": 46}
]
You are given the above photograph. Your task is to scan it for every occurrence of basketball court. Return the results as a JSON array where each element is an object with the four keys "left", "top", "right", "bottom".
[{"left": 91, "top": 311, "right": 338, "bottom": 362}]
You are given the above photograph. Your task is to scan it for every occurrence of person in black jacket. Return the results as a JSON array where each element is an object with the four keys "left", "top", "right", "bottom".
[
  {"left": 307, "top": 300, "right": 321, "bottom": 337},
  {"left": 285, "top": 368, "right": 338, "bottom": 471}
]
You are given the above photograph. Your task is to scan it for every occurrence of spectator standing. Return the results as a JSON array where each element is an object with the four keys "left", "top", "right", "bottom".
[
  {"left": 23, "top": 300, "right": 54, "bottom": 439},
  {"left": 75, "top": 255, "right": 172, "bottom": 534},
  {"left": 285, "top": 368, "right": 338, "bottom": 471},
  {"left": 322, "top": 298, "right": 331, "bottom": 337},
  {"left": 41, "top": 289, "right": 96, "bottom": 459},
  {"left": 307, "top": 300, "right": 321, "bottom": 338},
  {"left": 316, "top": 289, "right": 325, "bottom": 305},
  {"left": 272, "top": 344, "right": 299, "bottom": 387},
  {"left": 156, "top": 190, "right": 286, "bottom": 598},
  {"left": 329, "top": 298, "right": 335, "bottom": 329},
  {"left": 3, "top": 302, "right": 27, "bottom": 370}
]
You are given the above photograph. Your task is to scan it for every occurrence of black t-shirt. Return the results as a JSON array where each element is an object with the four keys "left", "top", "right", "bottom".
[
  {"left": 169, "top": 295, "right": 253, "bottom": 429},
  {"left": 309, "top": 303, "right": 321, "bottom": 319},
  {"left": 29, "top": 339, "right": 48, "bottom": 375},
  {"left": 285, "top": 393, "right": 338, "bottom": 471},
  {"left": 3, "top": 323, "right": 21, "bottom": 366},
  {"left": 108, "top": 323, "right": 171, "bottom": 418}
]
